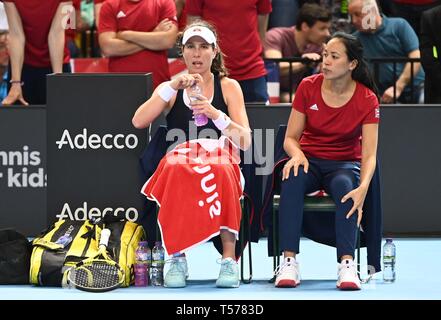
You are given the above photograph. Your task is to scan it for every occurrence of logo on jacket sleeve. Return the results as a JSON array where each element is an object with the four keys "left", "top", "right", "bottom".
[{"left": 375, "top": 108, "right": 380, "bottom": 118}]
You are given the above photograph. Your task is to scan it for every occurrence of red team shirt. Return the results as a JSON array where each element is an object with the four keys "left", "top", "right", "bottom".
[
  {"left": 98, "top": 0, "right": 177, "bottom": 87},
  {"left": 2, "top": 0, "right": 70, "bottom": 68},
  {"left": 186, "top": 0, "right": 272, "bottom": 81},
  {"left": 293, "top": 74, "right": 380, "bottom": 161}
]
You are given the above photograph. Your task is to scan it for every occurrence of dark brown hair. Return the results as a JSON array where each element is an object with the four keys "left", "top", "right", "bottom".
[
  {"left": 296, "top": 3, "right": 332, "bottom": 31},
  {"left": 177, "top": 20, "right": 229, "bottom": 77}
]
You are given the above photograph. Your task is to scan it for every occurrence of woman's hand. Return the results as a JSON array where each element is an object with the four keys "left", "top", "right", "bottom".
[
  {"left": 341, "top": 185, "right": 368, "bottom": 227},
  {"left": 190, "top": 94, "right": 220, "bottom": 120},
  {"left": 381, "top": 85, "right": 403, "bottom": 104},
  {"left": 282, "top": 151, "right": 309, "bottom": 180},
  {"left": 170, "top": 73, "right": 203, "bottom": 90},
  {"left": 2, "top": 84, "right": 29, "bottom": 106}
]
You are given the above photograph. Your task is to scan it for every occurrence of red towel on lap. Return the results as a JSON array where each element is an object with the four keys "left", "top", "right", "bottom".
[{"left": 141, "top": 138, "right": 244, "bottom": 255}]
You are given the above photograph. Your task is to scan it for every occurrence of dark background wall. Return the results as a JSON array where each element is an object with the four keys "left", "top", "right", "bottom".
[
  {"left": 0, "top": 106, "right": 47, "bottom": 235},
  {"left": 1, "top": 104, "right": 440, "bottom": 236}
]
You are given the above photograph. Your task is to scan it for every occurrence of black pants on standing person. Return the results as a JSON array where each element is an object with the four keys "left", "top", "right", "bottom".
[{"left": 7, "top": 63, "right": 71, "bottom": 105}]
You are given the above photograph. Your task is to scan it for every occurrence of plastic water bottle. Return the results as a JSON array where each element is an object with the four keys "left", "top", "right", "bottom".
[
  {"left": 151, "top": 241, "right": 165, "bottom": 286},
  {"left": 134, "top": 241, "right": 150, "bottom": 287},
  {"left": 383, "top": 238, "right": 396, "bottom": 283},
  {"left": 189, "top": 83, "right": 208, "bottom": 126}
]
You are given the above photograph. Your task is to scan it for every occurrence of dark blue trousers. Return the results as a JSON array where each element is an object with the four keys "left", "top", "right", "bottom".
[
  {"left": 238, "top": 75, "right": 269, "bottom": 103},
  {"left": 279, "top": 158, "right": 360, "bottom": 261}
]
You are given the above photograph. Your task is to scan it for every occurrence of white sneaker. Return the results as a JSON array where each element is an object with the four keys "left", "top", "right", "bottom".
[
  {"left": 275, "top": 257, "right": 300, "bottom": 288},
  {"left": 164, "top": 256, "right": 188, "bottom": 288},
  {"left": 336, "top": 259, "right": 361, "bottom": 290},
  {"left": 216, "top": 257, "right": 240, "bottom": 288}
]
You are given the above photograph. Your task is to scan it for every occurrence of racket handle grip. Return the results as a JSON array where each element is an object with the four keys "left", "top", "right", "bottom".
[{"left": 100, "top": 228, "right": 111, "bottom": 247}]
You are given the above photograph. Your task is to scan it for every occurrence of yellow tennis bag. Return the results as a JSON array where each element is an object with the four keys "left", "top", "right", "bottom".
[{"left": 30, "top": 219, "right": 145, "bottom": 287}]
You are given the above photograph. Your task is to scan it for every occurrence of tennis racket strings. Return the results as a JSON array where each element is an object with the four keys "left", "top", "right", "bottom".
[{"left": 67, "top": 228, "right": 125, "bottom": 292}]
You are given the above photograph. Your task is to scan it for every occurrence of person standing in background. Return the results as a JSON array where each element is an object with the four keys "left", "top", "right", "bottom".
[
  {"left": 94, "top": 0, "right": 105, "bottom": 28},
  {"left": 186, "top": 0, "right": 272, "bottom": 103},
  {"left": 175, "top": 0, "right": 186, "bottom": 31},
  {"left": 1, "top": 0, "right": 72, "bottom": 105},
  {"left": 98, "top": 0, "right": 178, "bottom": 88},
  {"left": 0, "top": 2, "right": 9, "bottom": 102},
  {"left": 66, "top": 0, "right": 89, "bottom": 58}
]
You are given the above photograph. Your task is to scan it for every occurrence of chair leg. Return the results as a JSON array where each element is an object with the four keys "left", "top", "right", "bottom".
[
  {"left": 240, "top": 199, "right": 252, "bottom": 284},
  {"left": 269, "top": 203, "right": 279, "bottom": 283},
  {"left": 357, "top": 227, "right": 361, "bottom": 279}
]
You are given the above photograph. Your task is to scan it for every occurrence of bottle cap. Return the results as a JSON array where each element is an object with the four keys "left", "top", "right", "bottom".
[
  {"left": 386, "top": 238, "right": 393, "bottom": 242},
  {"left": 138, "top": 241, "right": 148, "bottom": 246},
  {"left": 154, "top": 241, "right": 162, "bottom": 246}
]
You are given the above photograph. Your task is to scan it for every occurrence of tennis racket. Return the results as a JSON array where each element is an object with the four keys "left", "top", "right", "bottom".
[{"left": 66, "top": 228, "right": 125, "bottom": 292}]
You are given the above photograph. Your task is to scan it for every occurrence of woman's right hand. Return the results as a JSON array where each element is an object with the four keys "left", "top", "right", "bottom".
[
  {"left": 169, "top": 74, "right": 203, "bottom": 90},
  {"left": 1, "top": 85, "right": 29, "bottom": 106},
  {"left": 282, "top": 151, "right": 309, "bottom": 180}
]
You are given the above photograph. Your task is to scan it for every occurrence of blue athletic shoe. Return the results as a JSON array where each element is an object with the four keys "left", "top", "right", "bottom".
[
  {"left": 216, "top": 257, "right": 240, "bottom": 288},
  {"left": 164, "top": 257, "right": 188, "bottom": 288}
]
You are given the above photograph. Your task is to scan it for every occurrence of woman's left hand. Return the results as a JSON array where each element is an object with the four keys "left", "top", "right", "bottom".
[
  {"left": 190, "top": 94, "right": 221, "bottom": 120},
  {"left": 341, "top": 186, "right": 368, "bottom": 227}
]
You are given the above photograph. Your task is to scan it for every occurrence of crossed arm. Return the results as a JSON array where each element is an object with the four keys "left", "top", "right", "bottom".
[{"left": 99, "top": 20, "right": 178, "bottom": 57}]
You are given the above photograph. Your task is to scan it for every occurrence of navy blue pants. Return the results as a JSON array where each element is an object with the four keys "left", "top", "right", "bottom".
[
  {"left": 238, "top": 75, "right": 269, "bottom": 103},
  {"left": 279, "top": 158, "right": 360, "bottom": 260},
  {"left": 7, "top": 63, "right": 71, "bottom": 105}
]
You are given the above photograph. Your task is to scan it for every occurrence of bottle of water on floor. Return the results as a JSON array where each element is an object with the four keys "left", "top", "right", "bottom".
[
  {"left": 151, "top": 241, "right": 165, "bottom": 286},
  {"left": 134, "top": 241, "right": 150, "bottom": 287},
  {"left": 383, "top": 238, "right": 396, "bottom": 283}
]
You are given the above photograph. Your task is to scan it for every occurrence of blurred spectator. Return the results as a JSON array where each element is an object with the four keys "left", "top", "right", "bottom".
[
  {"left": 94, "top": 0, "right": 105, "bottom": 28},
  {"left": 299, "top": 0, "right": 353, "bottom": 33},
  {"left": 175, "top": 0, "right": 186, "bottom": 31},
  {"left": 66, "top": 0, "right": 90, "bottom": 58},
  {"left": 167, "top": 0, "right": 186, "bottom": 58},
  {"left": 1, "top": 0, "right": 71, "bottom": 105},
  {"left": 264, "top": 3, "right": 331, "bottom": 102},
  {"left": 349, "top": 0, "right": 425, "bottom": 103},
  {"left": 420, "top": 4, "right": 441, "bottom": 103},
  {"left": 0, "top": 2, "right": 7, "bottom": 30},
  {"left": 268, "top": 0, "right": 299, "bottom": 29},
  {"left": 81, "top": 0, "right": 95, "bottom": 29},
  {"left": 0, "top": 3, "right": 8, "bottom": 102},
  {"left": 98, "top": 0, "right": 178, "bottom": 88},
  {"left": 187, "top": 0, "right": 272, "bottom": 103},
  {"left": 391, "top": 0, "right": 440, "bottom": 38}
]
